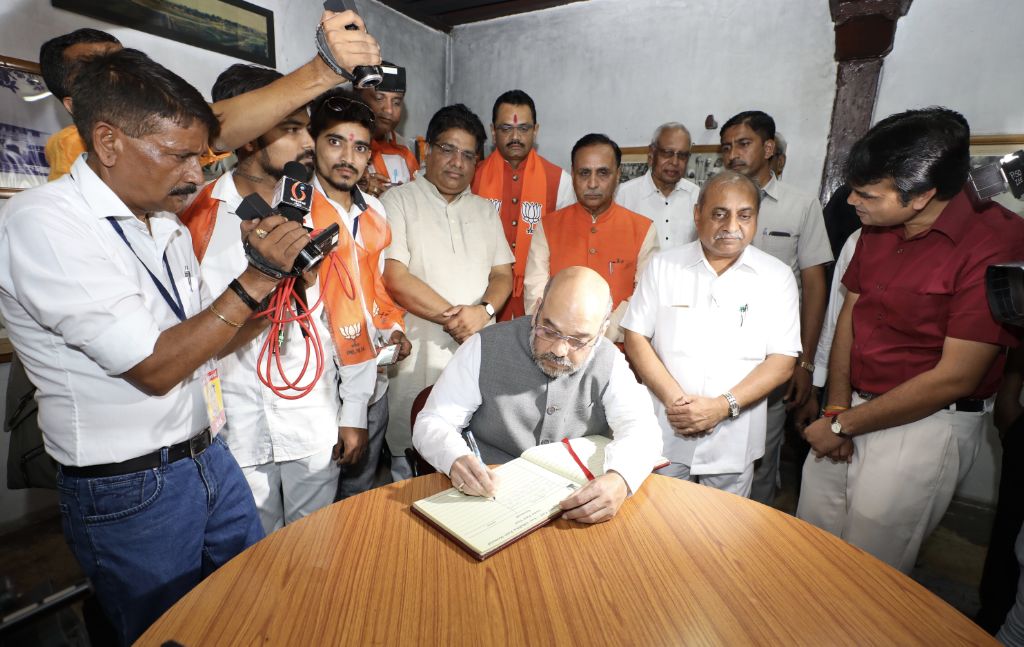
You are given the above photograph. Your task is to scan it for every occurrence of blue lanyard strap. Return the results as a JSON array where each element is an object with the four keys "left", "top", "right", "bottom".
[{"left": 106, "top": 217, "right": 187, "bottom": 322}]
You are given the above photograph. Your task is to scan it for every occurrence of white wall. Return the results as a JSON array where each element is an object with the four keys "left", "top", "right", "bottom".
[
  {"left": 448, "top": 0, "right": 837, "bottom": 196},
  {"left": 874, "top": 0, "right": 1024, "bottom": 134},
  {"left": 875, "top": 0, "right": 1024, "bottom": 505}
]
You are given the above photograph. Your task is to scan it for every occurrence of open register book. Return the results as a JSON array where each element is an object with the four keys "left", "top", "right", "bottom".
[{"left": 411, "top": 435, "right": 669, "bottom": 560}]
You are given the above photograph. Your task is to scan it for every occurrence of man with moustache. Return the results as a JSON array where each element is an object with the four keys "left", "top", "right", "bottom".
[
  {"left": 358, "top": 61, "right": 419, "bottom": 197},
  {"left": 472, "top": 90, "right": 575, "bottom": 320},
  {"left": 797, "top": 107, "right": 1023, "bottom": 573},
  {"left": 38, "top": 8, "right": 381, "bottom": 181},
  {"left": 0, "top": 50, "right": 310, "bottom": 643},
  {"left": 524, "top": 134, "right": 657, "bottom": 343},
  {"left": 623, "top": 171, "right": 800, "bottom": 496},
  {"left": 382, "top": 104, "right": 513, "bottom": 480},
  {"left": 307, "top": 89, "right": 411, "bottom": 499},
  {"left": 617, "top": 122, "right": 701, "bottom": 249},
  {"left": 719, "top": 110, "right": 831, "bottom": 505},
  {"left": 414, "top": 267, "right": 663, "bottom": 522}
]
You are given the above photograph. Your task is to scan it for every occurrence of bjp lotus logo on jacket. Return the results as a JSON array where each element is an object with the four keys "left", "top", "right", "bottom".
[
  {"left": 521, "top": 201, "right": 542, "bottom": 235},
  {"left": 340, "top": 323, "right": 362, "bottom": 340}
]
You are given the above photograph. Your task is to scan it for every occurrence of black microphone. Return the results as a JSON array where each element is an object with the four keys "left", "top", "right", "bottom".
[{"left": 271, "top": 162, "right": 314, "bottom": 223}]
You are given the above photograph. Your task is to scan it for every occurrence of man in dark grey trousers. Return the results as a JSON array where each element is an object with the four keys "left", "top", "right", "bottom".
[{"left": 413, "top": 266, "right": 662, "bottom": 523}]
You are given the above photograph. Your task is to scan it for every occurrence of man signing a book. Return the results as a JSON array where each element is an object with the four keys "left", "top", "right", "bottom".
[{"left": 413, "top": 267, "right": 663, "bottom": 523}]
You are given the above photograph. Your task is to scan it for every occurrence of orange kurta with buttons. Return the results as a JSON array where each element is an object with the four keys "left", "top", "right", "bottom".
[{"left": 543, "top": 202, "right": 652, "bottom": 309}]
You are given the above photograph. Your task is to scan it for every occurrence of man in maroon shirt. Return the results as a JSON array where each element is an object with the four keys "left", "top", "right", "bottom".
[{"left": 796, "top": 107, "right": 1023, "bottom": 573}]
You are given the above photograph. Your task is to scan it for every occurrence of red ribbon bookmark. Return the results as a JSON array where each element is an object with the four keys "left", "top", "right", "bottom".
[{"left": 561, "top": 438, "right": 595, "bottom": 481}]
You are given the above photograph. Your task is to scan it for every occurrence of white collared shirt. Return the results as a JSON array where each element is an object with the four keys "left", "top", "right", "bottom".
[
  {"left": 621, "top": 241, "right": 801, "bottom": 474},
  {"left": 0, "top": 155, "right": 209, "bottom": 466},
  {"left": 812, "top": 229, "right": 861, "bottom": 388},
  {"left": 616, "top": 170, "right": 700, "bottom": 249},
  {"left": 411, "top": 331, "right": 663, "bottom": 495},
  {"left": 753, "top": 175, "right": 833, "bottom": 281},
  {"left": 198, "top": 173, "right": 389, "bottom": 467}
]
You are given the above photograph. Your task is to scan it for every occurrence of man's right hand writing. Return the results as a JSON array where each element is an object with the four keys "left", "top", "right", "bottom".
[{"left": 449, "top": 454, "right": 499, "bottom": 498}]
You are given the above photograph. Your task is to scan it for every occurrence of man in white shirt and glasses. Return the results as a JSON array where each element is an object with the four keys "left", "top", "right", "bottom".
[
  {"left": 623, "top": 171, "right": 801, "bottom": 497},
  {"left": 616, "top": 121, "right": 701, "bottom": 250},
  {"left": 414, "top": 266, "right": 662, "bottom": 522}
]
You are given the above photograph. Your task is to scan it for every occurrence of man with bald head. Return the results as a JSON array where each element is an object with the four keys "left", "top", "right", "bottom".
[
  {"left": 414, "top": 267, "right": 662, "bottom": 523},
  {"left": 623, "top": 171, "right": 801, "bottom": 496}
]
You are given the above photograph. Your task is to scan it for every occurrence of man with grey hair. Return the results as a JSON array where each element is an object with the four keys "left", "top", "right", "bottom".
[
  {"left": 617, "top": 122, "right": 701, "bottom": 249},
  {"left": 772, "top": 131, "right": 788, "bottom": 178},
  {"left": 414, "top": 266, "right": 663, "bottom": 523},
  {"left": 623, "top": 171, "right": 801, "bottom": 496}
]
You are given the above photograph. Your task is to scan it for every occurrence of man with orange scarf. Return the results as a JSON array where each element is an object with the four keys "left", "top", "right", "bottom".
[
  {"left": 180, "top": 72, "right": 408, "bottom": 530},
  {"left": 472, "top": 90, "right": 575, "bottom": 321},
  {"left": 357, "top": 61, "right": 419, "bottom": 197},
  {"left": 524, "top": 134, "right": 658, "bottom": 344}
]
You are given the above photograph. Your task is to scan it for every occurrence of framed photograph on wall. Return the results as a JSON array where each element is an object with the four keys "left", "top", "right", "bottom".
[
  {"left": 619, "top": 144, "right": 723, "bottom": 188},
  {"left": 619, "top": 147, "right": 649, "bottom": 184},
  {"left": 970, "top": 135, "right": 1024, "bottom": 217},
  {"left": 52, "top": 0, "right": 276, "bottom": 67},
  {"left": 0, "top": 56, "right": 71, "bottom": 198}
]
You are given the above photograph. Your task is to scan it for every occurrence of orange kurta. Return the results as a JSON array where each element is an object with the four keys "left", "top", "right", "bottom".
[
  {"left": 44, "top": 125, "right": 229, "bottom": 181},
  {"left": 472, "top": 149, "right": 564, "bottom": 320},
  {"left": 543, "top": 202, "right": 652, "bottom": 309}
]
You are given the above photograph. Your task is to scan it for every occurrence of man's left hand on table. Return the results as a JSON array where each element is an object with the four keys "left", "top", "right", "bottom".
[{"left": 559, "top": 472, "right": 628, "bottom": 523}]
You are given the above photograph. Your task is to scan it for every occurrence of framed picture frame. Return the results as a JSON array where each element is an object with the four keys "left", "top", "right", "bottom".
[
  {"left": 970, "top": 135, "right": 1024, "bottom": 217},
  {"left": 619, "top": 144, "right": 723, "bottom": 187},
  {"left": 0, "top": 56, "right": 70, "bottom": 198},
  {"left": 52, "top": 0, "right": 276, "bottom": 67}
]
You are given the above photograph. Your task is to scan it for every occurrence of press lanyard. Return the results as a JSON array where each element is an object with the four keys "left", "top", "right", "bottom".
[{"left": 106, "top": 217, "right": 187, "bottom": 322}]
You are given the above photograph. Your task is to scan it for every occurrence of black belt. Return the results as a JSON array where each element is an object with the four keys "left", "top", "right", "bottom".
[
  {"left": 855, "top": 391, "right": 985, "bottom": 413},
  {"left": 60, "top": 428, "right": 212, "bottom": 479}
]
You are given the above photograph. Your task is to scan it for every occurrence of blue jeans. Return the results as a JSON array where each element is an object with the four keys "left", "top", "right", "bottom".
[{"left": 57, "top": 436, "right": 264, "bottom": 645}]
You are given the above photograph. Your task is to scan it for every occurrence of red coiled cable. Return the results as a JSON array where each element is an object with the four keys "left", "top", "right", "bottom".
[{"left": 253, "top": 245, "right": 357, "bottom": 399}]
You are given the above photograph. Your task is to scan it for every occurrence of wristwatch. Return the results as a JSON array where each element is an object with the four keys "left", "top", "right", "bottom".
[
  {"left": 798, "top": 360, "right": 815, "bottom": 373},
  {"left": 481, "top": 301, "right": 495, "bottom": 319},
  {"left": 830, "top": 415, "right": 851, "bottom": 438},
  {"left": 722, "top": 392, "right": 740, "bottom": 419}
]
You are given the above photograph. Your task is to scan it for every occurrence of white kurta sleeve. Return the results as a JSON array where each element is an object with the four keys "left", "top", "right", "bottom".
[
  {"left": 412, "top": 333, "right": 484, "bottom": 474},
  {"left": 601, "top": 346, "right": 664, "bottom": 494},
  {"left": 523, "top": 220, "right": 551, "bottom": 315}
]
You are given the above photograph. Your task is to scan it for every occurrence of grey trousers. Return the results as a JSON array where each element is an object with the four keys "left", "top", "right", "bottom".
[
  {"left": 335, "top": 392, "right": 390, "bottom": 501},
  {"left": 750, "top": 385, "right": 787, "bottom": 504}
]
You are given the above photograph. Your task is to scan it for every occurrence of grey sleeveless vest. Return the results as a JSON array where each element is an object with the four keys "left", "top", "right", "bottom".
[{"left": 469, "top": 316, "right": 615, "bottom": 464}]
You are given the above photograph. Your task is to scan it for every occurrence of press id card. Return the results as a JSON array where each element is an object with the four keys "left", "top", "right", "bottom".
[{"left": 202, "top": 365, "right": 227, "bottom": 434}]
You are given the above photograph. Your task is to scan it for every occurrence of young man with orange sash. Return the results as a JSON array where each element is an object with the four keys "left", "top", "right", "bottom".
[
  {"left": 180, "top": 69, "right": 407, "bottom": 532},
  {"left": 524, "top": 134, "right": 658, "bottom": 344},
  {"left": 357, "top": 61, "right": 419, "bottom": 197},
  {"left": 472, "top": 90, "right": 575, "bottom": 321}
]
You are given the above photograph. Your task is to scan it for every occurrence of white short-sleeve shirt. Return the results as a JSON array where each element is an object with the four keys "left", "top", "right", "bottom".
[
  {"left": 616, "top": 171, "right": 700, "bottom": 250},
  {"left": 621, "top": 241, "right": 801, "bottom": 474},
  {"left": 0, "top": 155, "right": 210, "bottom": 466}
]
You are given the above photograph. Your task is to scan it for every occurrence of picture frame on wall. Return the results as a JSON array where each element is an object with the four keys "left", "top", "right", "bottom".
[
  {"left": 969, "top": 135, "right": 1024, "bottom": 217},
  {"left": 1, "top": 56, "right": 73, "bottom": 198},
  {"left": 51, "top": 0, "right": 276, "bottom": 67},
  {"left": 619, "top": 145, "right": 723, "bottom": 188}
]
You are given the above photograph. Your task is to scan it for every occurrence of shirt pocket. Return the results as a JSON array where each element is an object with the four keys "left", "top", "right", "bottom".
[
  {"left": 758, "top": 229, "right": 799, "bottom": 267},
  {"left": 883, "top": 285, "right": 951, "bottom": 339}
]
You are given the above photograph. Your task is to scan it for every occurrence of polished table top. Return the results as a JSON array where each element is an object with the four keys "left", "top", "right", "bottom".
[{"left": 137, "top": 473, "right": 994, "bottom": 646}]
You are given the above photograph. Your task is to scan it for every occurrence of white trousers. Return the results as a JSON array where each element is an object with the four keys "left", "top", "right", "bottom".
[
  {"left": 796, "top": 395, "right": 985, "bottom": 573},
  {"left": 657, "top": 461, "right": 755, "bottom": 498},
  {"left": 240, "top": 447, "right": 340, "bottom": 535}
]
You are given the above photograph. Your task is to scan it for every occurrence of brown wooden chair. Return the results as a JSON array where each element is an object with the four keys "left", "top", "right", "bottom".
[{"left": 405, "top": 385, "right": 436, "bottom": 477}]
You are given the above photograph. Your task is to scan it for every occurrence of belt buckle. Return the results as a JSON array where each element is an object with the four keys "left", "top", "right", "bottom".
[{"left": 188, "top": 430, "right": 208, "bottom": 459}]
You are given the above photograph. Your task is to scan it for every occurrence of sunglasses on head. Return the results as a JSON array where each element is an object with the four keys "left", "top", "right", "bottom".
[{"left": 320, "top": 96, "right": 376, "bottom": 127}]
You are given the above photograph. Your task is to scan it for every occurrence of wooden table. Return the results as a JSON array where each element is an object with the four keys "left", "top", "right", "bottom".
[{"left": 137, "top": 474, "right": 994, "bottom": 646}]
